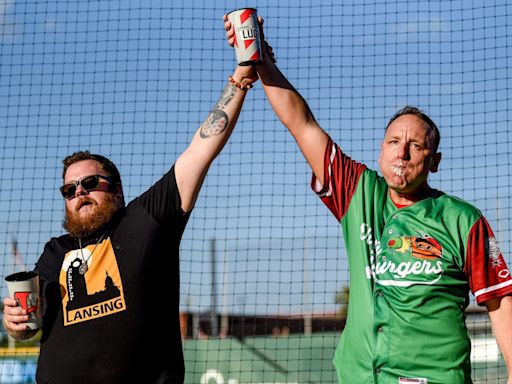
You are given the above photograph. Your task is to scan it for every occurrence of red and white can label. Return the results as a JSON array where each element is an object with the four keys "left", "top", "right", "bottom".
[{"left": 227, "top": 8, "right": 262, "bottom": 66}]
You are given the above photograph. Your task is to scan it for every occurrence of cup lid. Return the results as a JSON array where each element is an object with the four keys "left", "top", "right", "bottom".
[{"left": 5, "top": 271, "right": 38, "bottom": 282}]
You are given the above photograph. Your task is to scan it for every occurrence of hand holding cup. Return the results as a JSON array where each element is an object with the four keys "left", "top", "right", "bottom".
[
  {"left": 224, "top": 12, "right": 276, "bottom": 64},
  {"left": 4, "top": 271, "right": 42, "bottom": 333}
]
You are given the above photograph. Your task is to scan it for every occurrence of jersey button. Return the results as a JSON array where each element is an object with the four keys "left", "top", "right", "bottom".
[
  {"left": 375, "top": 368, "right": 382, "bottom": 374},
  {"left": 378, "top": 327, "right": 384, "bottom": 333},
  {"left": 377, "top": 291, "right": 384, "bottom": 297}
]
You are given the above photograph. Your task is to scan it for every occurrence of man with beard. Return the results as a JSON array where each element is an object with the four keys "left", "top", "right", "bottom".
[
  {"left": 2, "top": 64, "right": 258, "bottom": 384},
  {"left": 223, "top": 16, "right": 512, "bottom": 384}
]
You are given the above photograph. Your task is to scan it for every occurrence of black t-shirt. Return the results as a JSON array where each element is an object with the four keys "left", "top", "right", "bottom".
[{"left": 35, "top": 166, "right": 190, "bottom": 384}]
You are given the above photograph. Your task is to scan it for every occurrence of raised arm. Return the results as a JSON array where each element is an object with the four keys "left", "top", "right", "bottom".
[
  {"left": 175, "top": 65, "right": 256, "bottom": 213},
  {"left": 224, "top": 15, "right": 329, "bottom": 185},
  {"left": 486, "top": 296, "right": 512, "bottom": 383}
]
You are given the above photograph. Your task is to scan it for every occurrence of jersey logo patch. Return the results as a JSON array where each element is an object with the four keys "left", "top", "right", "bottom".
[
  {"left": 488, "top": 236, "right": 502, "bottom": 269},
  {"left": 487, "top": 236, "right": 511, "bottom": 279},
  {"left": 362, "top": 224, "right": 445, "bottom": 286},
  {"left": 388, "top": 235, "right": 442, "bottom": 260},
  {"left": 60, "top": 237, "right": 126, "bottom": 326}
]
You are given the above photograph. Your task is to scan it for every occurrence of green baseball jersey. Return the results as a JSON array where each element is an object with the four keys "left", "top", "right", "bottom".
[{"left": 312, "top": 139, "right": 512, "bottom": 384}]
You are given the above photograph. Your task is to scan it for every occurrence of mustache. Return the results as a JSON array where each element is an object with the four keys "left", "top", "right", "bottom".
[{"left": 75, "top": 197, "right": 97, "bottom": 212}]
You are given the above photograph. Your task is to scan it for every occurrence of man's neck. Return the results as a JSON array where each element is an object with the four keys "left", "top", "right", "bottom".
[{"left": 389, "top": 185, "right": 433, "bottom": 207}]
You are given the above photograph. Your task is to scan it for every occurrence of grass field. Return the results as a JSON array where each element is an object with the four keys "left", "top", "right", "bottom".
[
  {"left": 183, "top": 333, "right": 507, "bottom": 383},
  {"left": 0, "top": 333, "right": 506, "bottom": 383}
]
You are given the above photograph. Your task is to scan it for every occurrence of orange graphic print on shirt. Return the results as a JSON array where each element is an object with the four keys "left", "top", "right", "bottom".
[
  {"left": 388, "top": 235, "right": 443, "bottom": 260},
  {"left": 59, "top": 238, "right": 126, "bottom": 326}
]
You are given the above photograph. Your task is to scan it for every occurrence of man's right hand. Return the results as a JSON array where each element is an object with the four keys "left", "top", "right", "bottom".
[{"left": 3, "top": 297, "right": 38, "bottom": 340}]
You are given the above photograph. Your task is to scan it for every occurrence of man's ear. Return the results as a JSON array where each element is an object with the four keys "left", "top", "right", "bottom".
[
  {"left": 377, "top": 141, "right": 384, "bottom": 167},
  {"left": 430, "top": 152, "right": 442, "bottom": 173},
  {"left": 115, "top": 183, "right": 124, "bottom": 197}
]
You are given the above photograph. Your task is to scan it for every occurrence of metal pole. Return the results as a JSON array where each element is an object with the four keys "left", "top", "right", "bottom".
[
  {"left": 210, "top": 238, "right": 218, "bottom": 337},
  {"left": 220, "top": 250, "right": 229, "bottom": 337},
  {"left": 303, "top": 237, "right": 312, "bottom": 335}
]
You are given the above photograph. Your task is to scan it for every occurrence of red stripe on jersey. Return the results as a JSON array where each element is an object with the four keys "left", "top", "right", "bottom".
[{"left": 311, "top": 137, "right": 366, "bottom": 221}]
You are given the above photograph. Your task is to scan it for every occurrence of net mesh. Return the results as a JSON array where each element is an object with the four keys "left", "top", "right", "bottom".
[{"left": 1, "top": 1, "right": 511, "bottom": 382}]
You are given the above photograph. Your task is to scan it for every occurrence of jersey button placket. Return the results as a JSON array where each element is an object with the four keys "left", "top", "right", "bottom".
[
  {"left": 375, "top": 366, "right": 382, "bottom": 382},
  {"left": 374, "top": 278, "right": 389, "bottom": 382}
]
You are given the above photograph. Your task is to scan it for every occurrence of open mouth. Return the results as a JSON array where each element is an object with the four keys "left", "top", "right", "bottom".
[{"left": 76, "top": 198, "right": 96, "bottom": 212}]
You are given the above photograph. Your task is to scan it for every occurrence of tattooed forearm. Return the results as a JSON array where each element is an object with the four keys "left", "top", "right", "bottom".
[
  {"left": 200, "top": 109, "right": 229, "bottom": 138},
  {"left": 199, "top": 82, "right": 239, "bottom": 138},
  {"left": 214, "top": 82, "right": 238, "bottom": 110}
]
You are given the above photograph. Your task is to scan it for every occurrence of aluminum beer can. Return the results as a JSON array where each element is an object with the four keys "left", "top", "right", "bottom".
[{"left": 227, "top": 8, "right": 262, "bottom": 66}]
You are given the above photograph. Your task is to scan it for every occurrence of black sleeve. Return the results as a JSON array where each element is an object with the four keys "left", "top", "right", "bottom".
[
  {"left": 34, "top": 238, "right": 68, "bottom": 340},
  {"left": 35, "top": 238, "right": 62, "bottom": 284},
  {"left": 133, "top": 165, "right": 190, "bottom": 226}
]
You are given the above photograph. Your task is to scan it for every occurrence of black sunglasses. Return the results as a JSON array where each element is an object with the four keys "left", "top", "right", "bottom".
[{"left": 60, "top": 174, "right": 114, "bottom": 199}]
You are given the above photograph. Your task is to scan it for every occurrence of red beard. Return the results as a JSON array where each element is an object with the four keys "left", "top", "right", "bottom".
[{"left": 63, "top": 193, "right": 123, "bottom": 238}]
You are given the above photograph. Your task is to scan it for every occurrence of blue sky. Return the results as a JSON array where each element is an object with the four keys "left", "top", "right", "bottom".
[{"left": 1, "top": 0, "right": 511, "bottom": 314}]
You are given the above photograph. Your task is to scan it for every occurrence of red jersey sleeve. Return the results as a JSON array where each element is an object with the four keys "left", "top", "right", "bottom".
[
  {"left": 464, "top": 216, "right": 512, "bottom": 304},
  {"left": 310, "top": 137, "right": 366, "bottom": 222}
]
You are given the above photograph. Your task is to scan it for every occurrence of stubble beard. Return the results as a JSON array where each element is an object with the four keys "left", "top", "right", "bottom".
[{"left": 63, "top": 194, "right": 123, "bottom": 238}]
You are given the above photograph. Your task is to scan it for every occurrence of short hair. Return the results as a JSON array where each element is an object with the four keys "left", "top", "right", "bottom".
[
  {"left": 386, "top": 106, "right": 440, "bottom": 153},
  {"left": 62, "top": 151, "right": 122, "bottom": 185}
]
